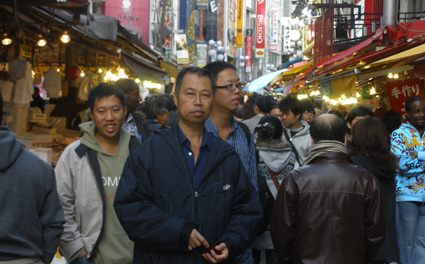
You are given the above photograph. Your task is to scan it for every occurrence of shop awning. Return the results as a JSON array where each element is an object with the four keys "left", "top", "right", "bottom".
[
  {"left": 121, "top": 52, "right": 167, "bottom": 83},
  {"left": 159, "top": 60, "right": 179, "bottom": 80},
  {"left": 243, "top": 69, "right": 289, "bottom": 93},
  {"left": 281, "top": 61, "right": 314, "bottom": 77},
  {"left": 371, "top": 43, "right": 425, "bottom": 65}
]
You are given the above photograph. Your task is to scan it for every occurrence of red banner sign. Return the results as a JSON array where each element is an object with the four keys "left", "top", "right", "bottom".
[
  {"left": 255, "top": 0, "right": 266, "bottom": 58},
  {"left": 386, "top": 78, "right": 424, "bottom": 118},
  {"left": 245, "top": 29, "right": 253, "bottom": 73}
]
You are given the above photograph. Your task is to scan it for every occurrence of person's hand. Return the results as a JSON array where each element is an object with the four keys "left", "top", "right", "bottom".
[
  {"left": 409, "top": 151, "right": 418, "bottom": 159},
  {"left": 202, "top": 243, "right": 229, "bottom": 263},
  {"left": 188, "top": 229, "right": 209, "bottom": 251},
  {"left": 78, "top": 250, "right": 87, "bottom": 257}
]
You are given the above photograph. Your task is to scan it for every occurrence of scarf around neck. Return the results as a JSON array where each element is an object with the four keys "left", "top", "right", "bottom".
[{"left": 306, "top": 140, "right": 347, "bottom": 164}]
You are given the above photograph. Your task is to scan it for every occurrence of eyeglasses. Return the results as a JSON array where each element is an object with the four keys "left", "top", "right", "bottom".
[{"left": 215, "top": 83, "right": 244, "bottom": 91}]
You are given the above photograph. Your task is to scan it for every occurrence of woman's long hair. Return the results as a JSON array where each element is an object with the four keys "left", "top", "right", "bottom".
[{"left": 350, "top": 117, "right": 397, "bottom": 173}]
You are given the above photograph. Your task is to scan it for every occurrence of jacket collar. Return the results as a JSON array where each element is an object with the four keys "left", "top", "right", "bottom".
[{"left": 307, "top": 151, "right": 352, "bottom": 165}]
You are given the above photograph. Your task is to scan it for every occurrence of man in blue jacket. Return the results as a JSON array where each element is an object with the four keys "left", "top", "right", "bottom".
[{"left": 114, "top": 66, "right": 262, "bottom": 263}]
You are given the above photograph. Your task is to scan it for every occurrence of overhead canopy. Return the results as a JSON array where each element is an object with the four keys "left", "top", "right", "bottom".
[
  {"left": 278, "top": 58, "right": 302, "bottom": 69},
  {"left": 371, "top": 43, "right": 425, "bottom": 65},
  {"left": 281, "top": 61, "right": 314, "bottom": 77},
  {"left": 121, "top": 52, "right": 167, "bottom": 83},
  {"left": 243, "top": 69, "right": 289, "bottom": 93}
]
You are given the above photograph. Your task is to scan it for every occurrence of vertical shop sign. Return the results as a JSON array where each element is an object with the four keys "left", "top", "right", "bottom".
[
  {"left": 282, "top": 17, "right": 290, "bottom": 54},
  {"left": 386, "top": 78, "right": 424, "bottom": 119},
  {"left": 197, "top": 44, "right": 208, "bottom": 67},
  {"left": 269, "top": 8, "right": 278, "bottom": 51},
  {"left": 236, "top": 0, "right": 243, "bottom": 47},
  {"left": 175, "top": 34, "right": 189, "bottom": 64},
  {"left": 255, "top": 0, "right": 266, "bottom": 58},
  {"left": 245, "top": 29, "right": 253, "bottom": 73}
]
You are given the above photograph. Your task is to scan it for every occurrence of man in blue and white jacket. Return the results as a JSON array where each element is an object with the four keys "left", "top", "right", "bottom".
[{"left": 391, "top": 96, "right": 425, "bottom": 264}]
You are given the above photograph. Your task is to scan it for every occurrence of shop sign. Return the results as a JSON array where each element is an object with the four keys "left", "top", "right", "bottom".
[
  {"left": 197, "top": 44, "right": 208, "bottom": 67},
  {"left": 104, "top": 0, "right": 149, "bottom": 46},
  {"left": 20, "top": 44, "right": 32, "bottom": 59},
  {"left": 236, "top": 0, "right": 243, "bottom": 47},
  {"left": 175, "top": 34, "right": 189, "bottom": 64},
  {"left": 245, "top": 29, "right": 253, "bottom": 73},
  {"left": 255, "top": 0, "right": 266, "bottom": 58},
  {"left": 209, "top": 0, "right": 218, "bottom": 13},
  {"left": 281, "top": 17, "right": 290, "bottom": 54},
  {"left": 386, "top": 78, "right": 424, "bottom": 118},
  {"left": 269, "top": 8, "right": 278, "bottom": 51}
]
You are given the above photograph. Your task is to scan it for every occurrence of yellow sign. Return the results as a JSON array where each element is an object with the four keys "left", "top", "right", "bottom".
[
  {"left": 236, "top": 0, "right": 243, "bottom": 47},
  {"left": 20, "top": 44, "right": 32, "bottom": 59}
]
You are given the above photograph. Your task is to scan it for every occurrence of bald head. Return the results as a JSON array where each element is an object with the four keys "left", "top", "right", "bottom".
[{"left": 310, "top": 114, "right": 346, "bottom": 143}]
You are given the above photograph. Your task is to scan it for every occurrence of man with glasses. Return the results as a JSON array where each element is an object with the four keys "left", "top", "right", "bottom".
[{"left": 204, "top": 61, "right": 258, "bottom": 263}]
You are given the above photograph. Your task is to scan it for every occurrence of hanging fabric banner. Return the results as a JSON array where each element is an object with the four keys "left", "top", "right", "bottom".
[
  {"left": 386, "top": 78, "right": 424, "bottom": 118},
  {"left": 255, "top": 0, "right": 266, "bottom": 58}
]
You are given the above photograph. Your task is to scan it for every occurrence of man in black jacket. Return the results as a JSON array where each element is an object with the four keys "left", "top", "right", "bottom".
[
  {"left": 114, "top": 67, "right": 262, "bottom": 264},
  {"left": 115, "top": 78, "right": 147, "bottom": 142},
  {"left": 0, "top": 93, "right": 65, "bottom": 264},
  {"left": 270, "top": 114, "right": 385, "bottom": 264}
]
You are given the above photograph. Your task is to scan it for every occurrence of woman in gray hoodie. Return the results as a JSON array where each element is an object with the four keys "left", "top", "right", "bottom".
[{"left": 252, "top": 115, "right": 299, "bottom": 264}]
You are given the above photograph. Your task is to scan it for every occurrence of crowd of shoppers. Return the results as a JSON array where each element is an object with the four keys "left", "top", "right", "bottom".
[{"left": 1, "top": 63, "right": 424, "bottom": 264}]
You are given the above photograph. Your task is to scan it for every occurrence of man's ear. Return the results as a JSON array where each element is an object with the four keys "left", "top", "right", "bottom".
[
  {"left": 164, "top": 109, "right": 169, "bottom": 118},
  {"left": 173, "top": 93, "right": 178, "bottom": 107},
  {"left": 310, "top": 136, "right": 315, "bottom": 146},
  {"left": 296, "top": 113, "right": 301, "bottom": 120},
  {"left": 89, "top": 110, "right": 93, "bottom": 121},
  {"left": 347, "top": 122, "right": 352, "bottom": 130}
]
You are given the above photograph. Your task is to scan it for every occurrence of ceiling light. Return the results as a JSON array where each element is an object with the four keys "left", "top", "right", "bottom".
[
  {"left": 37, "top": 35, "right": 47, "bottom": 47},
  {"left": 60, "top": 31, "right": 70, "bottom": 44},
  {"left": 1, "top": 33, "right": 12, "bottom": 45},
  {"left": 394, "top": 73, "right": 399, "bottom": 79},
  {"left": 388, "top": 73, "right": 393, "bottom": 78}
]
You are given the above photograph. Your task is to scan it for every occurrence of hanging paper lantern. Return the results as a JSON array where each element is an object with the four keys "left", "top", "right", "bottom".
[{"left": 68, "top": 66, "right": 81, "bottom": 80}]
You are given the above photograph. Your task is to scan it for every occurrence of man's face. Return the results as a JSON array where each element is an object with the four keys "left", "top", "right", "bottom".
[
  {"left": 407, "top": 100, "right": 425, "bottom": 130},
  {"left": 89, "top": 95, "right": 127, "bottom": 141},
  {"left": 270, "top": 108, "right": 283, "bottom": 122},
  {"left": 174, "top": 73, "right": 213, "bottom": 126},
  {"left": 125, "top": 89, "right": 141, "bottom": 114},
  {"left": 282, "top": 109, "right": 301, "bottom": 129},
  {"left": 302, "top": 112, "right": 315, "bottom": 124},
  {"left": 213, "top": 68, "right": 241, "bottom": 113}
]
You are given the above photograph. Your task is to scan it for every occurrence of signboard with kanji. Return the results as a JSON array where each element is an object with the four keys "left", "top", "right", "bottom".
[
  {"left": 269, "top": 8, "right": 278, "bottom": 51},
  {"left": 246, "top": 29, "right": 253, "bottom": 72},
  {"left": 386, "top": 78, "right": 424, "bottom": 119}
]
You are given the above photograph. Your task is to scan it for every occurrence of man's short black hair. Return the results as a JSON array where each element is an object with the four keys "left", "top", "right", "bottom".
[
  {"left": 255, "top": 96, "right": 273, "bottom": 114},
  {"left": 405, "top": 96, "right": 424, "bottom": 113},
  {"left": 115, "top": 78, "right": 139, "bottom": 94},
  {"left": 33, "top": 87, "right": 40, "bottom": 93},
  {"left": 203, "top": 61, "right": 237, "bottom": 82},
  {"left": 310, "top": 114, "right": 346, "bottom": 143},
  {"left": 279, "top": 96, "right": 303, "bottom": 120},
  {"left": 346, "top": 106, "right": 373, "bottom": 124},
  {"left": 88, "top": 83, "right": 125, "bottom": 112},
  {"left": 175, "top": 67, "right": 214, "bottom": 95},
  {"left": 300, "top": 99, "right": 315, "bottom": 115},
  {"left": 382, "top": 110, "right": 403, "bottom": 134},
  {"left": 153, "top": 96, "right": 173, "bottom": 115}
]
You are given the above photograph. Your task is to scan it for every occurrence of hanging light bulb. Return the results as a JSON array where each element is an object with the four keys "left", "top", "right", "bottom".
[
  {"left": 37, "top": 35, "right": 47, "bottom": 47},
  {"left": 60, "top": 31, "right": 70, "bottom": 44},
  {"left": 370, "top": 87, "right": 376, "bottom": 95},
  {"left": 98, "top": 68, "right": 102, "bottom": 73},
  {"left": 1, "top": 33, "right": 12, "bottom": 46},
  {"left": 394, "top": 73, "right": 399, "bottom": 79},
  {"left": 80, "top": 71, "right": 85, "bottom": 77},
  {"left": 388, "top": 73, "right": 393, "bottom": 78},
  {"left": 356, "top": 92, "right": 360, "bottom": 98}
]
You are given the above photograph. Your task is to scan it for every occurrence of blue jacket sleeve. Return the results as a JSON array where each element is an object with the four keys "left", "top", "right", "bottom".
[
  {"left": 217, "top": 159, "right": 262, "bottom": 260},
  {"left": 40, "top": 168, "right": 65, "bottom": 264},
  {"left": 114, "top": 150, "right": 194, "bottom": 251}
]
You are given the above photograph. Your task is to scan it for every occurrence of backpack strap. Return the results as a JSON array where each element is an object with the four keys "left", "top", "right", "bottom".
[
  {"left": 237, "top": 121, "right": 252, "bottom": 146},
  {"left": 282, "top": 129, "right": 302, "bottom": 167}
]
